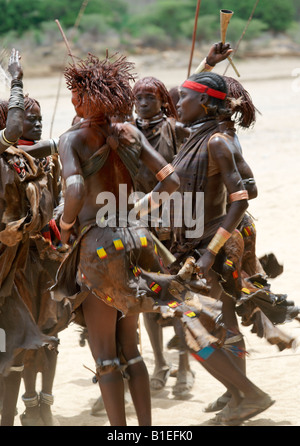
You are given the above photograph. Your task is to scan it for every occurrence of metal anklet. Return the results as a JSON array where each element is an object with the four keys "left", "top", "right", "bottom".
[
  {"left": 40, "top": 391, "right": 54, "bottom": 405},
  {"left": 22, "top": 392, "right": 39, "bottom": 408}
]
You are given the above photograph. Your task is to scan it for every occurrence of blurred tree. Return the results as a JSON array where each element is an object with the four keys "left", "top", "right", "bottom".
[
  {"left": 0, "top": 0, "right": 129, "bottom": 36},
  {"left": 0, "top": 0, "right": 297, "bottom": 39},
  {"left": 293, "top": 0, "right": 300, "bottom": 19}
]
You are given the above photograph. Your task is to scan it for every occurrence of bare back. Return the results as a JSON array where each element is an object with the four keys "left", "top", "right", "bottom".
[
  {"left": 59, "top": 120, "right": 180, "bottom": 230},
  {"left": 59, "top": 122, "right": 134, "bottom": 226}
]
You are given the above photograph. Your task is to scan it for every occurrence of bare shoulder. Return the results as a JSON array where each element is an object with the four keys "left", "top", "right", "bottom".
[
  {"left": 60, "top": 126, "right": 90, "bottom": 150},
  {"left": 208, "top": 132, "right": 233, "bottom": 161}
]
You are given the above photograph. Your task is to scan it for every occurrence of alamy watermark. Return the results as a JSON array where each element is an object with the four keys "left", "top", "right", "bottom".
[
  {"left": 0, "top": 328, "right": 5, "bottom": 352},
  {"left": 95, "top": 184, "right": 204, "bottom": 239}
]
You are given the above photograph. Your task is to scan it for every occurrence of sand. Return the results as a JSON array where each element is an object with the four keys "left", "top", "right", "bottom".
[{"left": 11, "top": 55, "right": 300, "bottom": 427}]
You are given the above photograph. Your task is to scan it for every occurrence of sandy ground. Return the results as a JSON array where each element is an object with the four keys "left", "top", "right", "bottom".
[{"left": 10, "top": 55, "right": 300, "bottom": 427}]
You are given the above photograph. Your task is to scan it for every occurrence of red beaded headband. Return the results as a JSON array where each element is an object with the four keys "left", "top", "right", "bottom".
[{"left": 182, "top": 80, "right": 227, "bottom": 100}]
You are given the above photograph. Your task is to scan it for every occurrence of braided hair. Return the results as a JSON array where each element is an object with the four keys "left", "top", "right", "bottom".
[
  {"left": 187, "top": 72, "right": 229, "bottom": 116},
  {"left": 133, "top": 77, "right": 178, "bottom": 119},
  {"left": 24, "top": 94, "right": 41, "bottom": 112},
  {"left": 64, "top": 52, "right": 136, "bottom": 120},
  {"left": 0, "top": 96, "right": 41, "bottom": 131},
  {"left": 223, "top": 76, "right": 256, "bottom": 128}
]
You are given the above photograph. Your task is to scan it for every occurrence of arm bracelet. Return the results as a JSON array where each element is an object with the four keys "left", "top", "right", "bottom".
[
  {"left": 65, "top": 174, "right": 85, "bottom": 189},
  {"left": 8, "top": 80, "right": 24, "bottom": 111},
  {"left": 60, "top": 215, "right": 76, "bottom": 231},
  {"left": 155, "top": 163, "right": 175, "bottom": 182},
  {"left": 194, "top": 57, "right": 214, "bottom": 74},
  {"left": 242, "top": 178, "right": 256, "bottom": 186},
  {"left": 49, "top": 138, "right": 59, "bottom": 155},
  {"left": 229, "top": 190, "right": 249, "bottom": 203},
  {"left": 0, "top": 128, "right": 18, "bottom": 146},
  {"left": 207, "top": 227, "right": 232, "bottom": 255}
]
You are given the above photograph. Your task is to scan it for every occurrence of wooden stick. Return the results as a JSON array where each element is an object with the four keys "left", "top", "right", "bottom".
[
  {"left": 223, "top": 0, "right": 260, "bottom": 76},
  {"left": 50, "top": 0, "right": 89, "bottom": 137},
  {"left": 187, "top": 0, "right": 202, "bottom": 78},
  {"left": 226, "top": 55, "right": 240, "bottom": 77},
  {"left": 55, "top": 19, "right": 76, "bottom": 65}
]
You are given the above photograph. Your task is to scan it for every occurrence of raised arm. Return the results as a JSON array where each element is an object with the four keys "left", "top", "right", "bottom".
[
  {"left": 0, "top": 49, "right": 24, "bottom": 153},
  {"left": 194, "top": 42, "right": 233, "bottom": 74}
]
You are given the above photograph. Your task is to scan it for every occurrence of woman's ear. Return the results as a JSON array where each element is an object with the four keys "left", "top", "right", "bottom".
[
  {"left": 199, "top": 93, "right": 210, "bottom": 113},
  {"left": 198, "top": 93, "right": 210, "bottom": 115},
  {"left": 198, "top": 93, "right": 209, "bottom": 106}
]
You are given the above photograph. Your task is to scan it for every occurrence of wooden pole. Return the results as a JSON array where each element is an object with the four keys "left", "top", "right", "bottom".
[
  {"left": 55, "top": 20, "right": 76, "bottom": 65},
  {"left": 187, "top": 0, "right": 202, "bottom": 78},
  {"left": 50, "top": 0, "right": 89, "bottom": 137}
]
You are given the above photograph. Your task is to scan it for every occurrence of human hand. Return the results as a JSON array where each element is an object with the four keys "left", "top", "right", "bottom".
[
  {"left": 8, "top": 48, "right": 23, "bottom": 80},
  {"left": 60, "top": 228, "right": 77, "bottom": 245},
  {"left": 206, "top": 42, "right": 233, "bottom": 67},
  {"left": 195, "top": 250, "right": 216, "bottom": 278}
]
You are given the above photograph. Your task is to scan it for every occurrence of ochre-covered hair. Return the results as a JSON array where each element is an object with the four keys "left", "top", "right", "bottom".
[
  {"left": 0, "top": 100, "right": 8, "bottom": 130},
  {"left": 64, "top": 53, "right": 136, "bottom": 119},
  {"left": 224, "top": 76, "right": 256, "bottom": 128},
  {"left": 133, "top": 76, "right": 178, "bottom": 119}
]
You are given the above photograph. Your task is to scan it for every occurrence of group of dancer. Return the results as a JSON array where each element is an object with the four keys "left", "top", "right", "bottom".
[{"left": 0, "top": 40, "right": 298, "bottom": 427}]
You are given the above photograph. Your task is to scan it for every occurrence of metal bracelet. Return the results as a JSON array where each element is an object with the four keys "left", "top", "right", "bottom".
[
  {"left": 65, "top": 174, "right": 84, "bottom": 189},
  {"left": 8, "top": 84, "right": 24, "bottom": 111},
  {"left": 0, "top": 128, "right": 18, "bottom": 146}
]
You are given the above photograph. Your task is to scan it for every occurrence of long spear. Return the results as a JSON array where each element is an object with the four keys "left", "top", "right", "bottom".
[{"left": 187, "top": 0, "right": 202, "bottom": 78}]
